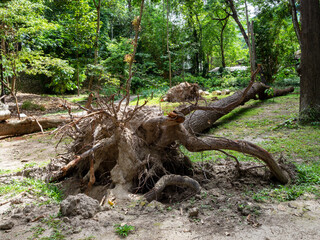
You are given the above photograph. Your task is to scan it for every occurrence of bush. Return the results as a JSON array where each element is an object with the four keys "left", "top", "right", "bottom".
[{"left": 21, "top": 100, "right": 45, "bottom": 111}]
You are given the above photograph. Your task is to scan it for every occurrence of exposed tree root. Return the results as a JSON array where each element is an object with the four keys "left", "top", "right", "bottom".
[
  {"left": 144, "top": 174, "right": 201, "bottom": 202},
  {"left": 177, "top": 129, "right": 290, "bottom": 184},
  {"left": 48, "top": 73, "right": 294, "bottom": 202}
]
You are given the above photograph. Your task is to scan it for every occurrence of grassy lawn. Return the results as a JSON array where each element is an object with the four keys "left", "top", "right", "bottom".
[{"left": 182, "top": 93, "right": 320, "bottom": 202}]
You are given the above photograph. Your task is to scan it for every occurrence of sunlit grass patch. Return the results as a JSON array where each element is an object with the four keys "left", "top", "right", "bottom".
[
  {"left": 0, "top": 178, "right": 63, "bottom": 203},
  {"left": 252, "top": 162, "right": 320, "bottom": 202}
]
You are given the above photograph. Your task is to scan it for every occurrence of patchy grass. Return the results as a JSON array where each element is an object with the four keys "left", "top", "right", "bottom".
[
  {"left": 22, "top": 100, "right": 46, "bottom": 111},
  {"left": 0, "top": 178, "right": 63, "bottom": 203},
  {"left": 28, "top": 214, "right": 67, "bottom": 240},
  {"left": 183, "top": 93, "right": 320, "bottom": 202},
  {"left": 130, "top": 92, "right": 232, "bottom": 115},
  {"left": 252, "top": 162, "right": 320, "bottom": 202},
  {"left": 62, "top": 94, "right": 88, "bottom": 103}
]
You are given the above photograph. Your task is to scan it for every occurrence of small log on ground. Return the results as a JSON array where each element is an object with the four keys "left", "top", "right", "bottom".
[{"left": 0, "top": 115, "right": 70, "bottom": 136}]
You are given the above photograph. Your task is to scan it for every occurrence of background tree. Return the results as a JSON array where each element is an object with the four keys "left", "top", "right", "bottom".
[
  {"left": 254, "top": 2, "right": 299, "bottom": 83},
  {"left": 299, "top": 0, "right": 320, "bottom": 122}
]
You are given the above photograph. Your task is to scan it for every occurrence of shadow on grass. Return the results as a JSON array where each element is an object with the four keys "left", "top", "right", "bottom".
[{"left": 210, "top": 99, "right": 278, "bottom": 130}]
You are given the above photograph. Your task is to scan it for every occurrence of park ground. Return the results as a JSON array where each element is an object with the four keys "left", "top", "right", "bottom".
[{"left": 0, "top": 91, "right": 319, "bottom": 240}]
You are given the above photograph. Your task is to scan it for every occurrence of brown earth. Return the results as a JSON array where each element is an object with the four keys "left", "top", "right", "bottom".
[{"left": 0, "top": 93, "right": 319, "bottom": 240}]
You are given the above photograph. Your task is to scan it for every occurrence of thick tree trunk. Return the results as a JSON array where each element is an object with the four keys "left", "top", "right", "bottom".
[
  {"left": 0, "top": 116, "right": 69, "bottom": 136},
  {"left": 184, "top": 83, "right": 294, "bottom": 133},
  {"left": 299, "top": 0, "right": 320, "bottom": 122},
  {"left": 226, "top": 0, "right": 250, "bottom": 48}
]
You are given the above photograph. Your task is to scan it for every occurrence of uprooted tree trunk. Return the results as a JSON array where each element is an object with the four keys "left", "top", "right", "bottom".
[
  {"left": 0, "top": 115, "right": 69, "bottom": 136},
  {"left": 50, "top": 71, "right": 294, "bottom": 203},
  {"left": 183, "top": 82, "right": 294, "bottom": 133}
]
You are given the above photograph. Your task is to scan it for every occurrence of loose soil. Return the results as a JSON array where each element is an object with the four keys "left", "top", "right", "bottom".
[{"left": 0, "top": 93, "right": 319, "bottom": 240}]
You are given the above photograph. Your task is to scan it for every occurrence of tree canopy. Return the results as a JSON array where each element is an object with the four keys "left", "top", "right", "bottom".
[{"left": 0, "top": 0, "right": 301, "bottom": 95}]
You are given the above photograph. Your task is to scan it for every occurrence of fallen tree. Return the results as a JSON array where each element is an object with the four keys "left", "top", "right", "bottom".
[
  {"left": 183, "top": 82, "right": 294, "bottom": 133},
  {"left": 0, "top": 115, "right": 69, "bottom": 136},
  {"left": 48, "top": 69, "right": 294, "bottom": 204}
]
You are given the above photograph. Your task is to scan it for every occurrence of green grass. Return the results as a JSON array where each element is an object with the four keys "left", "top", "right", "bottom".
[
  {"left": 129, "top": 92, "right": 232, "bottom": 115},
  {"left": 0, "top": 169, "right": 11, "bottom": 175},
  {"left": 181, "top": 93, "right": 320, "bottom": 202},
  {"left": 0, "top": 178, "right": 63, "bottom": 203},
  {"left": 252, "top": 162, "right": 320, "bottom": 202},
  {"left": 21, "top": 100, "right": 46, "bottom": 111},
  {"left": 28, "top": 214, "right": 66, "bottom": 240},
  {"left": 61, "top": 94, "right": 88, "bottom": 103}
]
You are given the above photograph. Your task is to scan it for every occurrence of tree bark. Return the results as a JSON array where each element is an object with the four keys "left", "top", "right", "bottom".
[
  {"left": 226, "top": 0, "right": 250, "bottom": 47},
  {"left": 89, "top": 0, "right": 102, "bottom": 90},
  {"left": 220, "top": 18, "right": 229, "bottom": 68},
  {"left": 289, "top": 0, "right": 302, "bottom": 46},
  {"left": 299, "top": 0, "right": 320, "bottom": 122},
  {"left": 125, "top": 0, "right": 145, "bottom": 105},
  {"left": 0, "top": 41, "right": 5, "bottom": 102},
  {"left": 184, "top": 83, "right": 294, "bottom": 133},
  {"left": 0, "top": 116, "right": 69, "bottom": 136},
  {"left": 166, "top": 0, "right": 172, "bottom": 87},
  {"left": 250, "top": 21, "right": 257, "bottom": 72},
  {"left": 177, "top": 126, "right": 289, "bottom": 184}
]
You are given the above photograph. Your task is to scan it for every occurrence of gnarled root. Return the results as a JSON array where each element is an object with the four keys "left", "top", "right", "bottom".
[
  {"left": 177, "top": 125, "right": 290, "bottom": 184},
  {"left": 144, "top": 174, "right": 201, "bottom": 202}
]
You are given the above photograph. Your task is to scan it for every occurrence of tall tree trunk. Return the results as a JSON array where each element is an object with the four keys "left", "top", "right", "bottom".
[
  {"left": 250, "top": 21, "right": 257, "bottom": 72},
  {"left": 289, "top": 0, "right": 302, "bottom": 46},
  {"left": 125, "top": 0, "right": 145, "bottom": 105},
  {"left": 89, "top": 0, "right": 102, "bottom": 90},
  {"left": 226, "top": 0, "right": 250, "bottom": 48},
  {"left": 299, "top": 0, "right": 320, "bottom": 122},
  {"left": 220, "top": 18, "right": 228, "bottom": 68},
  {"left": 127, "top": 0, "right": 132, "bottom": 12},
  {"left": 0, "top": 47, "right": 4, "bottom": 102},
  {"left": 166, "top": 0, "right": 172, "bottom": 87},
  {"left": 77, "top": 61, "right": 80, "bottom": 96}
]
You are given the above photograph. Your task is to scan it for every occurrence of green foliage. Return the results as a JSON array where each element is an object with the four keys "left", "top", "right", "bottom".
[
  {"left": 45, "top": 58, "right": 75, "bottom": 93},
  {"left": 0, "top": 177, "right": 63, "bottom": 203},
  {"left": 0, "top": 0, "right": 303, "bottom": 95},
  {"left": 101, "top": 37, "right": 132, "bottom": 84},
  {"left": 264, "top": 87, "right": 274, "bottom": 97},
  {"left": 21, "top": 100, "right": 45, "bottom": 111},
  {"left": 254, "top": 2, "right": 299, "bottom": 83},
  {"left": 114, "top": 224, "right": 135, "bottom": 237},
  {"left": 272, "top": 118, "right": 299, "bottom": 130}
]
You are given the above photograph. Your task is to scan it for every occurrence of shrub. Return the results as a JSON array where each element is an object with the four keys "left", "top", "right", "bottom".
[{"left": 21, "top": 100, "right": 45, "bottom": 111}]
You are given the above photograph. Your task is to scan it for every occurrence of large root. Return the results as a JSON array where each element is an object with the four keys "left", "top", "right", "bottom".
[
  {"left": 144, "top": 174, "right": 201, "bottom": 202},
  {"left": 177, "top": 126, "right": 290, "bottom": 184},
  {"left": 51, "top": 77, "right": 293, "bottom": 202}
]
